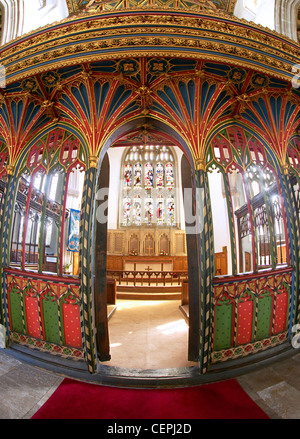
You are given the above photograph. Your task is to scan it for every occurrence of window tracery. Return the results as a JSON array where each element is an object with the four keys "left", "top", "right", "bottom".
[{"left": 120, "top": 144, "right": 176, "bottom": 228}]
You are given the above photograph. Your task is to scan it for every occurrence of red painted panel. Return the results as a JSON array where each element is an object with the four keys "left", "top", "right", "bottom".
[
  {"left": 25, "top": 294, "right": 41, "bottom": 339},
  {"left": 236, "top": 300, "right": 253, "bottom": 345},
  {"left": 273, "top": 292, "right": 288, "bottom": 334},
  {"left": 62, "top": 302, "right": 82, "bottom": 348}
]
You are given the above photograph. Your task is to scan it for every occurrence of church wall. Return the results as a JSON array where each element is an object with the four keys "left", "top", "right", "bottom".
[
  {"left": 22, "top": 0, "right": 69, "bottom": 35},
  {"left": 208, "top": 170, "right": 232, "bottom": 275},
  {"left": 107, "top": 147, "right": 123, "bottom": 230},
  {"left": 234, "top": 0, "right": 275, "bottom": 29},
  {"left": 0, "top": 0, "right": 69, "bottom": 45},
  {"left": 0, "top": 0, "right": 24, "bottom": 45}
]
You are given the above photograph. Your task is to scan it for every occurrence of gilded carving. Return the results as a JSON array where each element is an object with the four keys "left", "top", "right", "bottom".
[
  {"left": 66, "top": 0, "right": 237, "bottom": 15},
  {"left": 196, "top": 158, "right": 205, "bottom": 171},
  {"left": 6, "top": 164, "right": 14, "bottom": 175},
  {"left": 1, "top": 12, "right": 299, "bottom": 86},
  {"left": 89, "top": 155, "right": 98, "bottom": 168}
]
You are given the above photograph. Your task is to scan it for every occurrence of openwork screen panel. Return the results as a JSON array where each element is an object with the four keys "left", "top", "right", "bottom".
[
  {"left": 207, "top": 126, "right": 289, "bottom": 275},
  {"left": 9, "top": 129, "right": 86, "bottom": 276}
]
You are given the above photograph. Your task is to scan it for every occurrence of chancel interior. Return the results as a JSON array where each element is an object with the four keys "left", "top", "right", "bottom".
[{"left": 0, "top": 0, "right": 299, "bottom": 385}]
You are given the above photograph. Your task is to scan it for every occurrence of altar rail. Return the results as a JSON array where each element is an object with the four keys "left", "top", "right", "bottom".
[
  {"left": 107, "top": 269, "right": 188, "bottom": 286},
  {"left": 211, "top": 266, "right": 294, "bottom": 364}
]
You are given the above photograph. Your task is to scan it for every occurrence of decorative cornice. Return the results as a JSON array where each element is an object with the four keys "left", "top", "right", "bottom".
[
  {"left": 0, "top": 11, "right": 299, "bottom": 86},
  {"left": 2, "top": 4, "right": 297, "bottom": 50},
  {"left": 65, "top": 0, "right": 237, "bottom": 15}
]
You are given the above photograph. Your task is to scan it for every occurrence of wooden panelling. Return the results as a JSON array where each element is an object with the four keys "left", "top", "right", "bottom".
[
  {"left": 106, "top": 255, "right": 123, "bottom": 270},
  {"left": 173, "top": 256, "right": 188, "bottom": 271},
  {"left": 215, "top": 248, "right": 228, "bottom": 276}
]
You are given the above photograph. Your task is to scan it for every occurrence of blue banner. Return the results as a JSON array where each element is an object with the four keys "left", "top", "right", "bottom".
[{"left": 67, "top": 209, "right": 80, "bottom": 252}]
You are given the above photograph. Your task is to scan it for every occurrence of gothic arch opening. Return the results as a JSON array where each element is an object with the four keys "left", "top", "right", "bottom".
[{"left": 93, "top": 121, "right": 201, "bottom": 370}]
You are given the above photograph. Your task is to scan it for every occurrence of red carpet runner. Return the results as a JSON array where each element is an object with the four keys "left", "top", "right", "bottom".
[{"left": 31, "top": 377, "right": 269, "bottom": 419}]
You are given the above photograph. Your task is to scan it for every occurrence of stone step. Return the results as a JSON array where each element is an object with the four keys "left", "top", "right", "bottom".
[
  {"left": 117, "top": 285, "right": 182, "bottom": 292},
  {"left": 116, "top": 291, "right": 181, "bottom": 302},
  {"left": 116, "top": 284, "right": 182, "bottom": 300}
]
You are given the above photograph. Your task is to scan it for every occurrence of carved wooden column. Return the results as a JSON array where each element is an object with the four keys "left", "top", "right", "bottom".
[
  {"left": 181, "top": 155, "right": 201, "bottom": 364},
  {"left": 280, "top": 164, "right": 300, "bottom": 337},
  {"left": 196, "top": 160, "right": 215, "bottom": 375},
  {"left": 0, "top": 165, "right": 17, "bottom": 338},
  {"left": 79, "top": 156, "right": 99, "bottom": 373},
  {"left": 181, "top": 156, "right": 215, "bottom": 373}
]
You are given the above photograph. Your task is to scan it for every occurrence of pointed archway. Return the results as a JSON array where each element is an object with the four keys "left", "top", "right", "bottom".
[{"left": 93, "top": 119, "right": 202, "bottom": 370}]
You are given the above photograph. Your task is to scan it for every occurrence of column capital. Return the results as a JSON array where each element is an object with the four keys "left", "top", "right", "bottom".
[
  {"left": 282, "top": 163, "right": 289, "bottom": 175},
  {"left": 195, "top": 158, "right": 205, "bottom": 172},
  {"left": 88, "top": 155, "right": 98, "bottom": 169},
  {"left": 6, "top": 164, "right": 14, "bottom": 175}
]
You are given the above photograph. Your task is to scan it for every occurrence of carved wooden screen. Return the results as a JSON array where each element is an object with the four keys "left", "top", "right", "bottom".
[{"left": 207, "top": 126, "right": 289, "bottom": 275}]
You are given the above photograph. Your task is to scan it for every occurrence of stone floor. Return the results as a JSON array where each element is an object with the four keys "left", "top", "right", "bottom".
[
  {"left": 1, "top": 299, "right": 300, "bottom": 419},
  {"left": 103, "top": 299, "right": 198, "bottom": 369}
]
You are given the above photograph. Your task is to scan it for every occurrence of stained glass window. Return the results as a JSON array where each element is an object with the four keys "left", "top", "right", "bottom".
[
  {"left": 122, "top": 197, "right": 131, "bottom": 226},
  {"left": 133, "top": 196, "right": 142, "bottom": 226},
  {"left": 166, "top": 195, "right": 175, "bottom": 226},
  {"left": 166, "top": 162, "right": 174, "bottom": 188},
  {"left": 124, "top": 164, "right": 132, "bottom": 188},
  {"left": 134, "top": 163, "right": 142, "bottom": 187},
  {"left": 144, "top": 162, "right": 154, "bottom": 189},
  {"left": 144, "top": 197, "right": 153, "bottom": 225},
  {"left": 120, "top": 144, "right": 177, "bottom": 227},
  {"left": 156, "top": 163, "right": 164, "bottom": 187},
  {"left": 156, "top": 195, "right": 164, "bottom": 225},
  {"left": 208, "top": 126, "right": 289, "bottom": 275}
]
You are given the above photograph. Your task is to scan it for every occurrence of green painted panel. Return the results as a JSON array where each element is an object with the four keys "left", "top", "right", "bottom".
[
  {"left": 9, "top": 289, "right": 24, "bottom": 333},
  {"left": 42, "top": 298, "right": 60, "bottom": 345},
  {"left": 214, "top": 303, "right": 233, "bottom": 350},
  {"left": 256, "top": 293, "right": 273, "bottom": 340}
]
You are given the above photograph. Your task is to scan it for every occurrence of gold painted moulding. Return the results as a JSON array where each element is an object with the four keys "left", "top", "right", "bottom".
[{"left": 1, "top": 10, "right": 300, "bottom": 85}]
